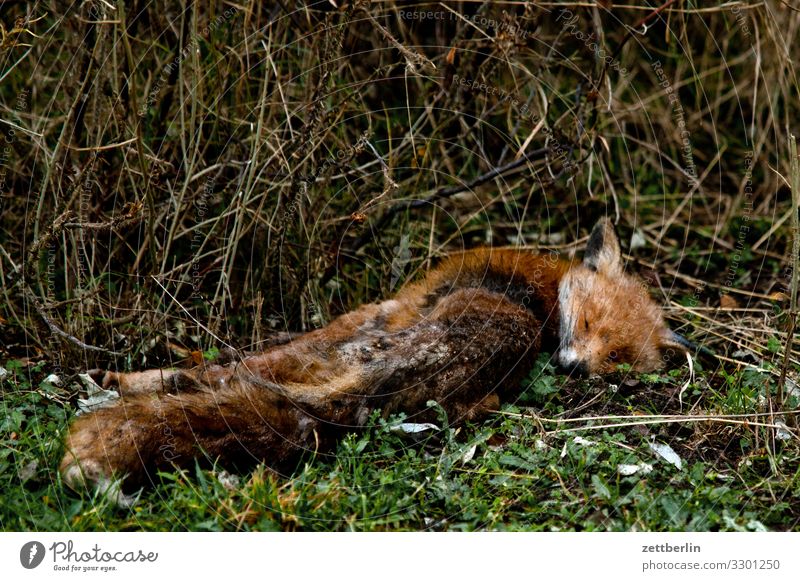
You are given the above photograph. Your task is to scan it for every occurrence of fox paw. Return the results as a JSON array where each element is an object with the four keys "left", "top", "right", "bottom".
[
  {"left": 60, "top": 402, "right": 148, "bottom": 507},
  {"left": 60, "top": 452, "right": 139, "bottom": 508},
  {"left": 86, "top": 368, "right": 181, "bottom": 395}
]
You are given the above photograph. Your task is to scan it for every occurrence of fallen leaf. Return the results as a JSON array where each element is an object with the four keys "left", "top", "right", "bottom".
[
  {"left": 390, "top": 422, "right": 439, "bottom": 434},
  {"left": 617, "top": 462, "right": 653, "bottom": 476},
  {"left": 76, "top": 373, "right": 120, "bottom": 415},
  {"left": 775, "top": 421, "right": 793, "bottom": 441},
  {"left": 648, "top": 441, "right": 683, "bottom": 470},
  {"left": 629, "top": 229, "right": 646, "bottom": 250},
  {"left": 168, "top": 342, "right": 191, "bottom": 358},
  {"left": 18, "top": 460, "right": 39, "bottom": 482},
  {"left": 216, "top": 470, "right": 241, "bottom": 491},
  {"left": 460, "top": 444, "right": 477, "bottom": 465},
  {"left": 78, "top": 373, "right": 101, "bottom": 389},
  {"left": 43, "top": 373, "right": 61, "bottom": 386}
]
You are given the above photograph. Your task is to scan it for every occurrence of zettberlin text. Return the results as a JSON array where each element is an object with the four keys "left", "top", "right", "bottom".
[{"left": 642, "top": 543, "right": 701, "bottom": 553}]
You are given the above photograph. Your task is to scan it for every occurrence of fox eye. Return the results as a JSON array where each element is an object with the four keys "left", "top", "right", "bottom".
[{"left": 608, "top": 350, "right": 619, "bottom": 362}]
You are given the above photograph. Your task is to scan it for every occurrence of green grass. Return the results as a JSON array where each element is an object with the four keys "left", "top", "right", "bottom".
[{"left": 2, "top": 355, "right": 798, "bottom": 531}]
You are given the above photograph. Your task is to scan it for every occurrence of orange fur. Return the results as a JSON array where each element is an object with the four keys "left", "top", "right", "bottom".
[{"left": 60, "top": 219, "right": 684, "bottom": 502}]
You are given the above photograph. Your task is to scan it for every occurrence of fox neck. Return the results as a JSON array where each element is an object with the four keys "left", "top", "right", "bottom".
[
  {"left": 424, "top": 249, "right": 573, "bottom": 352},
  {"left": 521, "top": 255, "right": 573, "bottom": 352}
]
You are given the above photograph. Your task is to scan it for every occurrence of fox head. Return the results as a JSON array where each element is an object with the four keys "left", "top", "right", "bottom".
[{"left": 557, "top": 218, "right": 687, "bottom": 376}]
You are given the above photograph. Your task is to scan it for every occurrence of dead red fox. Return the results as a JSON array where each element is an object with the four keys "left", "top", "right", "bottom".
[{"left": 61, "top": 218, "right": 687, "bottom": 503}]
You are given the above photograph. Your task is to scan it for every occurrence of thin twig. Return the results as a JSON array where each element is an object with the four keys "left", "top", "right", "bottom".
[
  {"left": 18, "top": 203, "right": 142, "bottom": 354},
  {"left": 778, "top": 134, "right": 799, "bottom": 413},
  {"left": 494, "top": 410, "right": 799, "bottom": 439},
  {"left": 341, "top": 146, "right": 549, "bottom": 266},
  {"left": 594, "top": 0, "right": 680, "bottom": 91},
  {"left": 21, "top": 286, "right": 116, "bottom": 354},
  {"left": 496, "top": 410, "right": 800, "bottom": 422},
  {"left": 543, "top": 417, "right": 795, "bottom": 437}
]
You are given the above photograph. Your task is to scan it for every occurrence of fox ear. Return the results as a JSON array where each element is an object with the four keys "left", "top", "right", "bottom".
[
  {"left": 658, "top": 329, "right": 691, "bottom": 364},
  {"left": 661, "top": 330, "right": 692, "bottom": 352},
  {"left": 583, "top": 218, "right": 621, "bottom": 274}
]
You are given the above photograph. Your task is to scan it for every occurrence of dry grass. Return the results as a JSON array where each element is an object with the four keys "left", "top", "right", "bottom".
[{"left": 0, "top": 1, "right": 796, "bottom": 369}]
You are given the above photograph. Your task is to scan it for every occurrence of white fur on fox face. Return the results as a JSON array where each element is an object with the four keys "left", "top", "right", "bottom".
[
  {"left": 558, "top": 347, "right": 579, "bottom": 367},
  {"left": 557, "top": 276, "right": 575, "bottom": 361}
]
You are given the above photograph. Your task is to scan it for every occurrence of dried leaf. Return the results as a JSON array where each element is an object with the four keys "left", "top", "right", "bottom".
[
  {"left": 460, "top": 444, "right": 477, "bottom": 465},
  {"left": 617, "top": 462, "right": 653, "bottom": 476},
  {"left": 76, "top": 373, "right": 120, "bottom": 415},
  {"left": 43, "top": 373, "right": 61, "bottom": 386},
  {"left": 168, "top": 342, "right": 190, "bottom": 358},
  {"left": 216, "top": 470, "right": 241, "bottom": 491},
  {"left": 648, "top": 441, "right": 682, "bottom": 470},
  {"left": 769, "top": 291, "right": 788, "bottom": 301},
  {"left": 18, "top": 460, "right": 39, "bottom": 482},
  {"left": 629, "top": 229, "right": 646, "bottom": 250},
  {"left": 775, "top": 421, "right": 793, "bottom": 441},
  {"left": 390, "top": 422, "right": 439, "bottom": 434}
]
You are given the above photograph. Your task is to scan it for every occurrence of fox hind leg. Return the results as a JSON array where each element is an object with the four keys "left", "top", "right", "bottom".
[{"left": 60, "top": 375, "right": 328, "bottom": 502}]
